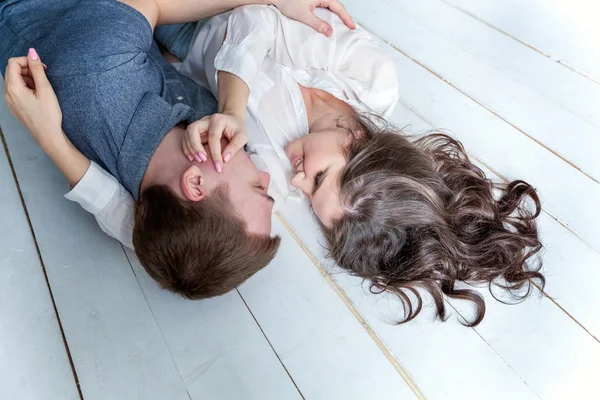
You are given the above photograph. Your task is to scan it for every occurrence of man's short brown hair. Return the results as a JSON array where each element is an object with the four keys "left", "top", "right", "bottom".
[{"left": 133, "top": 184, "right": 280, "bottom": 299}]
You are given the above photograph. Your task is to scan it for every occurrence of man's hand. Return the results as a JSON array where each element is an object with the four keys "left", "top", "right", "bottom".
[{"left": 275, "top": 0, "right": 355, "bottom": 36}]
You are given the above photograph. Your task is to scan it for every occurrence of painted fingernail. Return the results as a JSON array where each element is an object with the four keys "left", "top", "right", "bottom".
[
  {"left": 325, "top": 27, "right": 333, "bottom": 37},
  {"left": 28, "top": 48, "right": 39, "bottom": 61},
  {"left": 199, "top": 152, "right": 207, "bottom": 162},
  {"left": 223, "top": 152, "right": 231, "bottom": 163},
  {"left": 194, "top": 154, "right": 202, "bottom": 163},
  {"left": 215, "top": 162, "right": 222, "bottom": 173},
  {"left": 187, "top": 154, "right": 194, "bottom": 162},
  {"left": 42, "top": 63, "right": 48, "bottom": 69}
]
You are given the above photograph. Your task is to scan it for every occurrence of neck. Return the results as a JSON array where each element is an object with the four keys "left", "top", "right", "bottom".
[
  {"left": 140, "top": 126, "right": 189, "bottom": 196},
  {"left": 299, "top": 85, "right": 355, "bottom": 131}
]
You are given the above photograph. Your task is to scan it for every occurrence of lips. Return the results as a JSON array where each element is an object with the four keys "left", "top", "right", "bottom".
[{"left": 290, "top": 154, "right": 304, "bottom": 173}]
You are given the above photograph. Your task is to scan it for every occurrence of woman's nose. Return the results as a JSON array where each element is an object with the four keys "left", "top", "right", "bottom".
[{"left": 290, "top": 172, "right": 310, "bottom": 198}]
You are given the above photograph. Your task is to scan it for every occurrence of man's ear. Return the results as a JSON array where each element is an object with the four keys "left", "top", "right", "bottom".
[{"left": 181, "top": 165, "right": 206, "bottom": 202}]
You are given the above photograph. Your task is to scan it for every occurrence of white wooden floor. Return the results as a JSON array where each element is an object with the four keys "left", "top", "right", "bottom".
[{"left": 1, "top": 1, "right": 599, "bottom": 399}]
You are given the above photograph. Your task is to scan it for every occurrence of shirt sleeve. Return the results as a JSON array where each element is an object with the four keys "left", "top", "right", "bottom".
[
  {"left": 213, "top": 5, "right": 279, "bottom": 92},
  {"left": 332, "top": 30, "right": 400, "bottom": 117},
  {"left": 64, "top": 162, "right": 135, "bottom": 250},
  {"left": 232, "top": 6, "right": 399, "bottom": 117}
]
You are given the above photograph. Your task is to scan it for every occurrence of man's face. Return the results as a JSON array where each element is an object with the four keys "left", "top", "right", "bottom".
[{"left": 201, "top": 140, "right": 274, "bottom": 236}]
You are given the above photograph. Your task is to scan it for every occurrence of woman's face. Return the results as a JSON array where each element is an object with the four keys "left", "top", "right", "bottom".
[{"left": 285, "top": 128, "right": 353, "bottom": 227}]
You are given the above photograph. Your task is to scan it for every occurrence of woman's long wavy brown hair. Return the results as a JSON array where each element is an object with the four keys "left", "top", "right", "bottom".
[{"left": 321, "top": 115, "right": 544, "bottom": 326}]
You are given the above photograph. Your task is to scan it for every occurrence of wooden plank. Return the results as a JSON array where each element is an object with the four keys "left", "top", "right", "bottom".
[
  {"left": 279, "top": 93, "right": 600, "bottom": 397},
  {"left": 393, "top": 100, "right": 600, "bottom": 337},
  {"left": 344, "top": 0, "right": 600, "bottom": 183},
  {"left": 378, "top": 43, "right": 600, "bottom": 336},
  {"left": 342, "top": 8, "right": 600, "bottom": 252},
  {"left": 122, "top": 248, "right": 304, "bottom": 400},
  {"left": 442, "top": 0, "right": 600, "bottom": 83},
  {"left": 278, "top": 200, "right": 538, "bottom": 400},
  {"left": 0, "top": 79, "right": 189, "bottom": 400},
  {"left": 0, "top": 135, "right": 79, "bottom": 400},
  {"left": 238, "top": 218, "right": 420, "bottom": 400}
]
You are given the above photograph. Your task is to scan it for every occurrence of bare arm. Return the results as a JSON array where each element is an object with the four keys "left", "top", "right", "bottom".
[{"left": 119, "top": 0, "right": 354, "bottom": 36}]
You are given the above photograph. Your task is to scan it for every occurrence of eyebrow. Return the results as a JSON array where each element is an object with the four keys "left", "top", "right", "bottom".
[{"left": 312, "top": 167, "right": 330, "bottom": 197}]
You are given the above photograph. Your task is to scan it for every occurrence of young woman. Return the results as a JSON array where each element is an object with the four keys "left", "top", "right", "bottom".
[{"left": 8, "top": 5, "right": 543, "bottom": 326}]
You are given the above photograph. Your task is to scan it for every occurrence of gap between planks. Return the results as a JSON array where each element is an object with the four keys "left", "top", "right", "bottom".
[
  {"left": 0, "top": 128, "right": 84, "bottom": 400},
  {"left": 357, "top": 23, "right": 600, "bottom": 186},
  {"left": 439, "top": 0, "right": 600, "bottom": 86},
  {"left": 236, "top": 289, "right": 306, "bottom": 400},
  {"left": 275, "top": 212, "right": 427, "bottom": 400},
  {"left": 120, "top": 243, "right": 306, "bottom": 399}
]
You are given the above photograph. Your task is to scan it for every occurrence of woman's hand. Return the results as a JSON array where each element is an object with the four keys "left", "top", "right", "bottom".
[
  {"left": 183, "top": 112, "right": 248, "bottom": 173},
  {"left": 275, "top": 0, "right": 356, "bottom": 37},
  {"left": 4, "top": 49, "right": 65, "bottom": 154},
  {"left": 4, "top": 48, "right": 90, "bottom": 186}
]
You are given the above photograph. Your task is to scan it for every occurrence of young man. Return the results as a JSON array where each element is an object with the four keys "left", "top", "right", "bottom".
[{"left": 1, "top": 0, "right": 353, "bottom": 298}]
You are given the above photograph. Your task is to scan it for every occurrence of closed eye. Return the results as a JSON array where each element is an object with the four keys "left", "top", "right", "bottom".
[
  {"left": 254, "top": 183, "right": 274, "bottom": 203},
  {"left": 312, "top": 168, "right": 329, "bottom": 196},
  {"left": 314, "top": 171, "right": 324, "bottom": 187}
]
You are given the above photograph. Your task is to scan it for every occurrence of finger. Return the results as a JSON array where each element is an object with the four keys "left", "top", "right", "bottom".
[
  {"left": 27, "top": 48, "right": 51, "bottom": 92},
  {"left": 302, "top": 11, "right": 334, "bottom": 37},
  {"left": 324, "top": 0, "right": 356, "bottom": 30},
  {"left": 208, "top": 116, "right": 227, "bottom": 172},
  {"left": 186, "top": 124, "right": 209, "bottom": 162},
  {"left": 182, "top": 138, "right": 194, "bottom": 162},
  {"left": 221, "top": 132, "right": 247, "bottom": 163},
  {"left": 5, "top": 57, "right": 30, "bottom": 90},
  {"left": 23, "top": 76, "right": 35, "bottom": 89}
]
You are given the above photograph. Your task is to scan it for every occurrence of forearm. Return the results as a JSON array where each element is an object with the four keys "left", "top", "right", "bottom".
[
  {"left": 42, "top": 131, "right": 91, "bottom": 187},
  {"left": 156, "top": 0, "right": 273, "bottom": 25},
  {"left": 217, "top": 71, "right": 250, "bottom": 119}
]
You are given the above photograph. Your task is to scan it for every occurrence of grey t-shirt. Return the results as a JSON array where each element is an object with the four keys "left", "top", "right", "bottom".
[{"left": 0, "top": 0, "right": 217, "bottom": 198}]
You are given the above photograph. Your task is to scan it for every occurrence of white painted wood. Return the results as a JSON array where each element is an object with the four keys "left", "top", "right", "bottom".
[
  {"left": 279, "top": 95, "right": 600, "bottom": 397},
  {"left": 347, "top": 20, "right": 600, "bottom": 254},
  {"left": 443, "top": 0, "right": 600, "bottom": 83},
  {"left": 0, "top": 79, "right": 189, "bottom": 400},
  {"left": 394, "top": 99, "right": 600, "bottom": 339},
  {"left": 278, "top": 201, "right": 539, "bottom": 400},
  {"left": 122, "top": 248, "right": 304, "bottom": 400},
  {"left": 0, "top": 137, "right": 79, "bottom": 400},
  {"left": 238, "top": 218, "right": 419, "bottom": 400},
  {"left": 345, "top": 0, "right": 600, "bottom": 183},
  {"left": 385, "top": 45, "right": 600, "bottom": 336}
]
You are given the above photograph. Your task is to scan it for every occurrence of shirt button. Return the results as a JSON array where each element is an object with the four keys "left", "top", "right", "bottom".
[{"left": 176, "top": 96, "right": 184, "bottom": 101}]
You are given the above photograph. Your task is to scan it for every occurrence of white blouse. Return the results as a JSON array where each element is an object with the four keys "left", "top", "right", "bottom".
[{"left": 65, "top": 5, "right": 399, "bottom": 250}]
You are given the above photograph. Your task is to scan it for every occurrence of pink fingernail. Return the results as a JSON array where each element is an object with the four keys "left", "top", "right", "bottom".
[
  {"left": 215, "top": 162, "right": 222, "bottom": 173},
  {"left": 187, "top": 154, "right": 194, "bottom": 162},
  {"left": 28, "top": 48, "right": 39, "bottom": 61},
  {"left": 42, "top": 63, "right": 48, "bottom": 69},
  {"left": 325, "top": 27, "right": 333, "bottom": 37},
  {"left": 194, "top": 154, "right": 202, "bottom": 163},
  {"left": 223, "top": 152, "right": 231, "bottom": 163},
  {"left": 199, "top": 153, "right": 207, "bottom": 162}
]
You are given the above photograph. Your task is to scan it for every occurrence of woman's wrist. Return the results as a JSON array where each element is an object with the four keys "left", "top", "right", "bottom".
[
  {"left": 40, "top": 130, "right": 91, "bottom": 187},
  {"left": 39, "top": 129, "right": 71, "bottom": 157}
]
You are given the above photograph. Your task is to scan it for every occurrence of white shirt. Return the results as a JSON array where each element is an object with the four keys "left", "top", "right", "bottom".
[{"left": 65, "top": 5, "right": 399, "bottom": 250}]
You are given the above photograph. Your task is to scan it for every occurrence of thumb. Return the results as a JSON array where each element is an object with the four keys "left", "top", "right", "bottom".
[
  {"left": 302, "top": 12, "right": 333, "bottom": 37},
  {"left": 27, "top": 48, "right": 51, "bottom": 90}
]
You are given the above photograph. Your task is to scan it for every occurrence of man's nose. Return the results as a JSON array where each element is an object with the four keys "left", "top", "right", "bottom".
[{"left": 259, "top": 171, "right": 271, "bottom": 189}]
